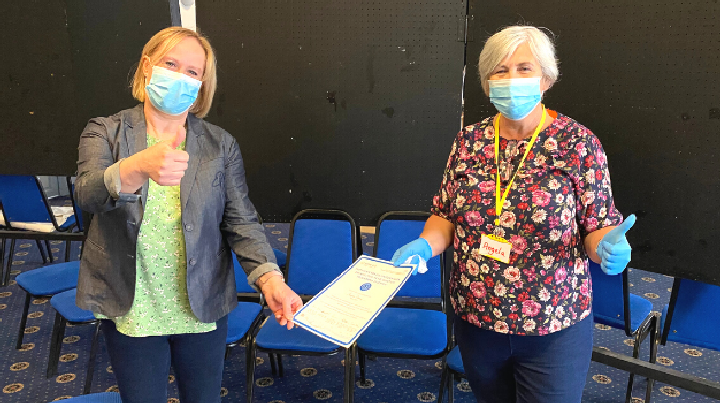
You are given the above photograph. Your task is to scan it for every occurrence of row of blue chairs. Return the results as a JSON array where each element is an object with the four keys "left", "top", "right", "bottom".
[
  {"left": 244, "top": 209, "right": 450, "bottom": 403},
  {"left": 10, "top": 206, "right": 445, "bottom": 402}
]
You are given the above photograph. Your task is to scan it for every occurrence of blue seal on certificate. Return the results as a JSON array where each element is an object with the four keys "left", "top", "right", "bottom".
[{"left": 360, "top": 283, "right": 372, "bottom": 291}]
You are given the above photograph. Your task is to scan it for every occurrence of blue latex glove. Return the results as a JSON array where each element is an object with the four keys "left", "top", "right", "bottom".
[
  {"left": 391, "top": 238, "right": 432, "bottom": 275},
  {"left": 596, "top": 214, "right": 636, "bottom": 275}
]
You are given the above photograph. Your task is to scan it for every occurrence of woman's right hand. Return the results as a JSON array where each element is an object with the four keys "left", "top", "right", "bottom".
[
  {"left": 119, "top": 129, "right": 189, "bottom": 192},
  {"left": 137, "top": 133, "right": 189, "bottom": 186}
]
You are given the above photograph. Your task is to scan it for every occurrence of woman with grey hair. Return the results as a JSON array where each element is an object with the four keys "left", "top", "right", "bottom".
[{"left": 392, "top": 26, "right": 635, "bottom": 402}]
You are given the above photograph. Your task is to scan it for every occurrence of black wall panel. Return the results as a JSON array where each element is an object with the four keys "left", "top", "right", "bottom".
[
  {"left": 0, "top": 0, "right": 170, "bottom": 175},
  {"left": 197, "top": 0, "right": 466, "bottom": 224},
  {"left": 465, "top": 0, "right": 720, "bottom": 284},
  {"left": 1, "top": 1, "right": 78, "bottom": 175}
]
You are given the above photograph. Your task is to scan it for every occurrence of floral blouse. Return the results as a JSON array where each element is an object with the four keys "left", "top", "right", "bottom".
[{"left": 432, "top": 111, "right": 623, "bottom": 336}]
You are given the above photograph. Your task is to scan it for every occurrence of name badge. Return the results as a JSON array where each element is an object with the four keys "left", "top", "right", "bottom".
[{"left": 480, "top": 234, "right": 511, "bottom": 264}]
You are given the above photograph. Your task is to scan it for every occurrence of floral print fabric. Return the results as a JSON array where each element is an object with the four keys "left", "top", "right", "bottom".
[
  {"left": 101, "top": 135, "right": 216, "bottom": 337},
  {"left": 432, "top": 112, "right": 623, "bottom": 335}
]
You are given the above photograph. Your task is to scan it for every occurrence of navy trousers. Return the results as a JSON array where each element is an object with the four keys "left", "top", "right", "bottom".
[
  {"left": 102, "top": 316, "right": 228, "bottom": 403},
  {"left": 455, "top": 313, "right": 594, "bottom": 403}
]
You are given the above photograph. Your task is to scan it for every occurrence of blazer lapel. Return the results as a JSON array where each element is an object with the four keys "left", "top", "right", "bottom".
[{"left": 181, "top": 114, "right": 203, "bottom": 211}]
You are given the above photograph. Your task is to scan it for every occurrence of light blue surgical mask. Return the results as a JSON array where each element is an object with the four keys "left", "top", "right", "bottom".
[
  {"left": 145, "top": 66, "right": 202, "bottom": 115},
  {"left": 488, "top": 77, "right": 542, "bottom": 120}
]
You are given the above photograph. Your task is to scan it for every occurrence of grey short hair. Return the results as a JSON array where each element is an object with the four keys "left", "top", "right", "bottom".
[{"left": 477, "top": 26, "right": 559, "bottom": 95}]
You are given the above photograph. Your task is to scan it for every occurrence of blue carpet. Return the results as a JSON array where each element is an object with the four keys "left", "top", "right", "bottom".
[{"left": 0, "top": 223, "right": 718, "bottom": 402}]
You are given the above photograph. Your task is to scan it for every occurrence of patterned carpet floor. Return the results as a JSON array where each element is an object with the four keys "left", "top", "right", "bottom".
[{"left": 1, "top": 221, "right": 718, "bottom": 403}]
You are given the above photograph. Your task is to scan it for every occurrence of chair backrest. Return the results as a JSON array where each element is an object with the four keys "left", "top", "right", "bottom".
[
  {"left": 234, "top": 259, "right": 256, "bottom": 294},
  {"left": 662, "top": 278, "right": 720, "bottom": 350},
  {"left": 0, "top": 175, "right": 57, "bottom": 227},
  {"left": 589, "top": 260, "right": 632, "bottom": 336},
  {"left": 67, "top": 177, "right": 84, "bottom": 232},
  {"left": 374, "top": 211, "right": 442, "bottom": 299},
  {"left": 286, "top": 209, "right": 357, "bottom": 296}
]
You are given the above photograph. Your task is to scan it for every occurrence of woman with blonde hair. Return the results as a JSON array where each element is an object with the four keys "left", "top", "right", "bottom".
[
  {"left": 393, "top": 26, "right": 635, "bottom": 402},
  {"left": 75, "top": 27, "right": 302, "bottom": 402}
]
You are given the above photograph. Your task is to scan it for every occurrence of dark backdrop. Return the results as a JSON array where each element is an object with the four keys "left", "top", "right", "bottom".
[
  {"left": 464, "top": 0, "right": 720, "bottom": 284},
  {"left": 0, "top": 0, "right": 170, "bottom": 175},
  {"left": 196, "top": 0, "right": 466, "bottom": 224}
]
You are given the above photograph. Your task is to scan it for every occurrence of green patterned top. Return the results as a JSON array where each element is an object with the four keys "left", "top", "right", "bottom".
[{"left": 98, "top": 135, "right": 216, "bottom": 337}]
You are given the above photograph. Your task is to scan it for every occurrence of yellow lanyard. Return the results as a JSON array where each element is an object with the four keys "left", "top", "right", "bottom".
[{"left": 493, "top": 105, "right": 547, "bottom": 228}]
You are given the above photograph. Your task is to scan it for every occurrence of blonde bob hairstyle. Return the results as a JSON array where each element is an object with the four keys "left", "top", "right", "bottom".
[
  {"left": 131, "top": 27, "right": 217, "bottom": 118},
  {"left": 478, "top": 26, "right": 559, "bottom": 96}
]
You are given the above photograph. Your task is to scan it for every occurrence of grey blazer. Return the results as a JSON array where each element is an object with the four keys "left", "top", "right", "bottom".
[{"left": 75, "top": 104, "right": 280, "bottom": 323}]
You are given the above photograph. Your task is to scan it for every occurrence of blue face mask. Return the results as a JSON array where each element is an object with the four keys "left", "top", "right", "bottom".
[
  {"left": 488, "top": 77, "right": 542, "bottom": 120},
  {"left": 145, "top": 66, "right": 202, "bottom": 115}
]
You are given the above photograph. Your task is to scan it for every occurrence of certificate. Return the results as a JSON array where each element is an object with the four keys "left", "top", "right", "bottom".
[{"left": 292, "top": 255, "right": 413, "bottom": 348}]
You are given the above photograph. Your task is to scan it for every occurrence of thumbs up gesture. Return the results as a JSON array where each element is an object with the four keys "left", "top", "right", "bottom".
[
  {"left": 596, "top": 214, "right": 636, "bottom": 275},
  {"left": 140, "top": 128, "right": 189, "bottom": 186}
]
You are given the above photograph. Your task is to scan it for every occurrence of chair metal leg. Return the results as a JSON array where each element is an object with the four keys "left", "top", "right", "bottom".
[
  {"left": 225, "top": 345, "right": 233, "bottom": 360},
  {"left": 16, "top": 293, "right": 32, "bottom": 349},
  {"left": 438, "top": 359, "right": 448, "bottom": 403},
  {"left": 344, "top": 345, "right": 356, "bottom": 403},
  {"left": 83, "top": 321, "right": 101, "bottom": 394},
  {"left": 3, "top": 239, "right": 16, "bottom": 286},
  {"left": 44, "top": 240, "right": 54, "bottom": 263},
  {"left": 349, "top": 345, "right": 356, "bottom": 403},
  {"left": 0, "top": 238, "right": 5, "bottom": 282},
  {"left": 448, "top": 374, "right": 455, "bottom": 403},
  {"left": 35, "top": 240, "right": 48, "bottom": 263},
  {"left": 645, "top": 317, "right": 659, "bottom": 403},
  {"left": 64, "top": 240, "right": 71, "bottom": 262},
  {"left": 47, "top": 312, "right": 67, "bottom": 378},
  {"left": 277, "top": 354, "right": 284, "bottom": 377},
  {"left": 625, "top": 332, "right": 643, "bottom": 403},
  {"left": 247, "top": 339, "right": 257, "bottom": 403},
  {"left": 359, "top": 352, "right": 366, "bottom": 383},
  {"left": 269, "top": 353, "right": 277, "bottom": 376}
]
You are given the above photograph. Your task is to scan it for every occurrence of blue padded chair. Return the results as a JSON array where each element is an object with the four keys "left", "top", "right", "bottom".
[
  {"left": 439, "top": 346, "right": 466, "bottom": 403},
  {"left": 661, "top": 277, "right": 720, "bottom": 349},
  {"left": 225, "top": 255, "right": 268, "bottom": 400},
  {"left": 657, "top": 278, "right": 720, "bottom": 403},
  {"left": 355, "top": 211, "right": 451, "bottom": 399},
  {"left": 15, "top": 261, "right": 80, "bottom": 349},
  {"left": 228, "top": 248, "right": 286, "bottom": 359},
  {"left": 247, "top": 209, "right": 359, "bottom": 403},
  {"left": 48, "top": 289, "right": 100, "bottom": 394},
  {"left": 46, "top": 392, "right": 121, "bottom": 403},
  {"left": 0, "top": 175, "right": 78, "bottom": 285},
  {"left": 590, "top": 262, "right": 658, "bottom": 403}
]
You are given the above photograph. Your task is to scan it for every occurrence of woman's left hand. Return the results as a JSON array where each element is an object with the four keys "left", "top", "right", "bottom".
[
  {"left": 596, "top": 214, "right": 636, "bottom": 275},
  {"left": 261, "top": 276, "right": 303, "bottom": 330}
]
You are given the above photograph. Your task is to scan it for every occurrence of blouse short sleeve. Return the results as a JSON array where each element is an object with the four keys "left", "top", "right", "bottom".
[
  {"left": 431, "top": 129, "right": 465, "bottom": 220},
  {"left": 565, "top": 129, "right": 623, "bottom": 239}
]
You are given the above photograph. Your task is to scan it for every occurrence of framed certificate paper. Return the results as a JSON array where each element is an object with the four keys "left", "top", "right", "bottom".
[{"left": 292, "top": 255, "right": 414, "bottom": 347}]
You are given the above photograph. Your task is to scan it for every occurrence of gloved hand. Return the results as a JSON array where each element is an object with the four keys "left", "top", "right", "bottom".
[
  {"left": 596, "top": 214, "right": 636, "bottom": 275},
  {"left": 392, "top": 238, "right": 432, "bottom": 275}
]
